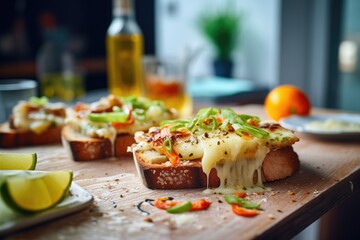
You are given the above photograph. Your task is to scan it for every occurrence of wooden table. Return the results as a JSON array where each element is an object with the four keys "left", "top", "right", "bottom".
[{"left": 2, "top": 105, "right": 360, "bottom": 239}]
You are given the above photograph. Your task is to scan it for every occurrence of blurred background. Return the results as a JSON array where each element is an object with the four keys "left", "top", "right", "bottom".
[
  {"left": 1, "top": 0, "right": 360, "bottom": 111},
  {"left": 0, "top": 0, "right": 359, "bottom": 239}
]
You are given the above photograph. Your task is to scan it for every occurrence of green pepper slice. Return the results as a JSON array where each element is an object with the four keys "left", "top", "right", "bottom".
[
  {"left": 224, "top": 195, "right": 240, "bottom": 205},
  {"left": 224, "top": 195, "right": 260, "bottom": 209},
  {"left": 29, "top": 96, "right": 48, "bottom": 106},
  {"left": 88, "top": 112, "right": 128, "bottom": 123},
  {"left": 166, "top": 201, "right": 192, "bottom": 214}
]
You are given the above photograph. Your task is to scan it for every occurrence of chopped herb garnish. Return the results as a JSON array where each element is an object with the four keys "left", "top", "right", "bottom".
[
  {"left": 112, "top": 106, "right": 122, "bottom": 112},
  {"left": 29, "top": 96, "right": 48, "bottom": 106},
  {"left": 132, "top": 108, "right": 146, "bottom": 121},
  {"left": 160, "top": 107, "right": 269, "bottom": 139},
  {"left": 89, "top": 96, "right": 170, "bottom": 123},
  {"left": 163, "top": 138, "right": 173, "bottom": 153}
]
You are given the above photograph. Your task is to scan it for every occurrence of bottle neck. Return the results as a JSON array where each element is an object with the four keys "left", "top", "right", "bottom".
[{"left": 113, "top": 0, "right": 134, "bottom": 18}]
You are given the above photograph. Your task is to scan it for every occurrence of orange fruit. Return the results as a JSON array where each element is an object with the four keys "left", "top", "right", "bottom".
[{"left": 264, "top": 85, "right": 311, "bottom": 121}]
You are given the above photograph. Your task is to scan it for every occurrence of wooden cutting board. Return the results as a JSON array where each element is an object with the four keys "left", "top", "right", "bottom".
[{"left": 1, "top": 105, "right": 360, "bottom": 240}]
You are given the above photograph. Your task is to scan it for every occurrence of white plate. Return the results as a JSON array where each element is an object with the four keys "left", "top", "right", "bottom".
[
  {"left": 0, "top": 181, "right": 93, "bottom": 237},
  {"left": 279, "top": 114, "right": 360, "bottom": 140}
]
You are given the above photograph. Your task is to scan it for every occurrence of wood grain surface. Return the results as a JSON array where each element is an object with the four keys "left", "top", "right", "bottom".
[{"left": 1, "top": 105, "right": 360, "bottom": 240}]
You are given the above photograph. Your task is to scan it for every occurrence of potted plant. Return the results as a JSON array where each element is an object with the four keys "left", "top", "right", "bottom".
[{"left": 197, "top": 5, "right": 241, "bottom": 78}]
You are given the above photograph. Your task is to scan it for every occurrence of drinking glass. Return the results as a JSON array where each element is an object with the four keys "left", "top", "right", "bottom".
[
  {"left": 0, "top": 80, "right": 37, "bottom": 122},
  {"left": 143, "top": 56, "right": 193, "bottom": 117}
]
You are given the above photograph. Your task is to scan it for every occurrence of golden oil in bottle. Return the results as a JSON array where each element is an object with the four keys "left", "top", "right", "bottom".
[{"left": 106, "top": 0, "right": 144, "bottom": 97}]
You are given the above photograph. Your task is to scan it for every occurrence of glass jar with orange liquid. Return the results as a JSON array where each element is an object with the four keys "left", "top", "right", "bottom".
[
  {"left": 106, "top": 0, "right": 144, "bottom": 97},
  {"left": 143, "top": 56, "right": 193, "bottom": 117}
]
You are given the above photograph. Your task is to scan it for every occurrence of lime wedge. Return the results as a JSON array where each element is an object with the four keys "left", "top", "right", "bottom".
[
  {"left": 0, "top": 153, "right": 37, "bottom": 170},
  {"left": 0, "top": 170, "right": 73, "bottom": 213}
]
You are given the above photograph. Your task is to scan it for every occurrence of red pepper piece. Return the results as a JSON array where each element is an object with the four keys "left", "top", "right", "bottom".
[
  {"left": 190, "top": 199, "right": 211, "bottom": 211},
  {"left": 153, "top": 198, "right": 178, "bottom": 210},
  {"left": 111, "top": 108, "right": 135, "bottom": 128},
  {"left": 231, "top": 204, "right": 258, "bottom": 217},
  {"left": 235, "top": 192, "right": 247, "bottom": 198}
]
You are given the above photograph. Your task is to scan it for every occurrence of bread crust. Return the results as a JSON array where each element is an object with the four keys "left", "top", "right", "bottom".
[
  {"left": 134, "top": 146, "right": 299, "bottom": 189},
  {"left": 262, "top": 146, "right": 299, "bottom": 181},
  {"left": 115, "top": 135, "right": 135, "bottom": 158},
  {"left": 62, "top": 125, "right": 135, "bottom": 161},
  {"left": 0, "top": 123, "right": 62, "bottom": 148}
]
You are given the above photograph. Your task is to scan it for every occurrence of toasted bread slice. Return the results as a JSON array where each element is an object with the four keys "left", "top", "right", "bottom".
[
  {"left": 131, "top": 107, "right": 300, "bottom": 191},
  {"left": 0, "top": 97, "right": 67, "bottom": 148},
  {"left": 0, "top": 123, "right": 62, "bottom": 148},
  {"left": 62, "top": 95, "right": 177, "bottom": 161},
  {"left": 133, "top": 146, "right": 299, "bottom": 190},
  {"left": 62, "top": 125, "right": 134, "bottom": 161}
]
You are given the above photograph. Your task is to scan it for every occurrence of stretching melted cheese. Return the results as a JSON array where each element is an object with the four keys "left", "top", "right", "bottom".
[
  {"left": 199, "top": 132, "right": 269, "bottom": 193},
  {"left": 134, "top": 120, "right": 298, "bottom": 193}
]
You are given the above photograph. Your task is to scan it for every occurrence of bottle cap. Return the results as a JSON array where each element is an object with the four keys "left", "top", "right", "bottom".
[{"left": 113, "top": 0, "right": 133, "bottom": 16}]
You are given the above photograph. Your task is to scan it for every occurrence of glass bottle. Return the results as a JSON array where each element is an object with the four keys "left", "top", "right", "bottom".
[
  {"left": 106, "top": 0, "right": 144, "bottom": 97},
  {"left": 36, "top": 14, "right": 84, "bottom": 102}
]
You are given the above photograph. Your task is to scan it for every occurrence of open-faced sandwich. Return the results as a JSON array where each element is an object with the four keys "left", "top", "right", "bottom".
[
  {"left": 62, "top": 95, "right": 177, "bottom": 161},
  {"left": 131, "top": 107, "right": 299, "bottom": 193},
  {"left": 0, "top": 97, "right": 67, "bottom": 148}
]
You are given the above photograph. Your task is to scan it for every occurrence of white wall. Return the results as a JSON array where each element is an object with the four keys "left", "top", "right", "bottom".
[{"left": 155, "top": 0, "right": 280, "bottom": 87}]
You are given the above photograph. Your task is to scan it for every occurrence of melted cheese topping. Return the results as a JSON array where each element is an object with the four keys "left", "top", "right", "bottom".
[
  {"left": 12, "top": 101, "right": 66, "bottom": 134},
  {"left": 199, "top": 132, "right": 269, "bottom": 193},
  {"left": 134, "top": 131, "right": 272, "bottom": 193},
  {"left": 66, "top": 118, "right": 116, "bottom": 140},
  {"left": 66, "top": 100, "right": 175, "bottom": 140},
  {"left": 133, "top": 121, "right": 298, "bottom": 193},
  {"left": 172, "top": 132, "right": 269, "bottom": 193},
  {"left": 173, "top": 136, "right": 202, "bottom": 160}
]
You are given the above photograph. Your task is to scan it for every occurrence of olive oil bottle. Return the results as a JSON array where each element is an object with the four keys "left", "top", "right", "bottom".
[{"left": 106, "top": 0, "right": 144, "bottom": 97}]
